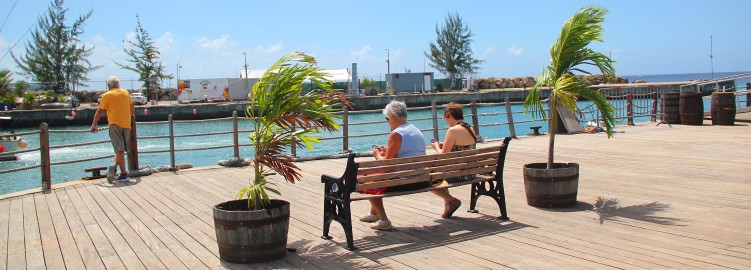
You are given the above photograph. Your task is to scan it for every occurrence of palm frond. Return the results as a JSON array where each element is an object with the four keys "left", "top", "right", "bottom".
[{"left": 522, "top": 6, "right": 616, "bottom": 168}]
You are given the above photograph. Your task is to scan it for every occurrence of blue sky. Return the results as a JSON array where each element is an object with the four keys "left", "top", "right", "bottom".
[{"left": 1, "top": 0, "right": 749, "bottom": 89}]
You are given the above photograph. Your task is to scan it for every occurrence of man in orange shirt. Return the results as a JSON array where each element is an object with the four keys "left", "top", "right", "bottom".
[{"left": 91, "top": 76, "right": 135, "bottom": 182}]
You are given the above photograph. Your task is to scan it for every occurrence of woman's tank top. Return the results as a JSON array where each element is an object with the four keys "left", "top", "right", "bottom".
[{"left": 393, "top": 123, "right": 426, "bottom": 158}]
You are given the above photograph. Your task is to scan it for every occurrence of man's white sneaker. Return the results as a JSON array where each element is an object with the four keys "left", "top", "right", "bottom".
[
  {"left": 359, "top": 214, "right": 379, "bottom": 223},
  {"left": 370, "top": 220, "right": 392, "bottom": 230}
]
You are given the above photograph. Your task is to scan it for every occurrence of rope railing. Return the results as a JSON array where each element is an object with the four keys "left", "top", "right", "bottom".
[
  {"left": 11, "top": 130, "right": 41, "bottom": 136},
  {"left": 49, "top": 139, "right": 111, "bottom": 149}
]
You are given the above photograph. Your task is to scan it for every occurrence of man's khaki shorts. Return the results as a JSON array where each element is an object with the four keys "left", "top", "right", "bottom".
[{"left": 109, "top": 125, "right": 131, "bottom": 152}]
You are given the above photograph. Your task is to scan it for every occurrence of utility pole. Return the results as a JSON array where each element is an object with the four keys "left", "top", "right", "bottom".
[
  {"left": 709, "top": 35, "right": 714, "bottom": 80},
  {"left": 243, "top": 52, "right": 248, "bottom": 92},
  {"left": 385, "top": 48, "right": 390, "bottom": 94}
]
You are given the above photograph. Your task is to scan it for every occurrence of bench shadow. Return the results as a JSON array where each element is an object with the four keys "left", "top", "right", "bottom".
[
  {"left": 353, "top": 214, "right": 531, "bottom": 257},
  {"left": 592, "top": 196, "right": 686, "bottom": 226}
]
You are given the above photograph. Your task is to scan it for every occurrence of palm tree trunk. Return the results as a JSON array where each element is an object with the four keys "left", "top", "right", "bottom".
[{"left": 547, "top": 95, "right": 557, "bottom": 169}]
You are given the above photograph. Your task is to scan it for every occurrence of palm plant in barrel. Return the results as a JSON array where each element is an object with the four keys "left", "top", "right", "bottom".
[
  {"left": 522, "top": 6, "right": 616, "bottom": 208},
  {"left": 213, "top": 51, "right": 348, "bottom": 263}
]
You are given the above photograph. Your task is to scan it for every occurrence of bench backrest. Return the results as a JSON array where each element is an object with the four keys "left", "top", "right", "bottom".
[{"left": 353, "top": 137, "right": 510, "bottom": 191}]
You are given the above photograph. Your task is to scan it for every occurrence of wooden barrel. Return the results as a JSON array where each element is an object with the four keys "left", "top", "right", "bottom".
[
  {"left": 661, "top": 92, "right": 681, "bottom": 124},
  {"left": 679, "top": 92, "right": 704, "bottom": 125},
  {"left": 523, "top": 163, "right": 579, "bottom": 208},
  {"left": 711, "top": 92, "right": 736, "bottom": 125},
  {"left": 213, "top": 199, "right": 290, "bottom": 263}
]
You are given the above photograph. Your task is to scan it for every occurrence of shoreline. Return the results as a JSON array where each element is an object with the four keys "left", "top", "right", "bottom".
[{"left": 1, "top": 82, "right": 692, "bottom": 128}]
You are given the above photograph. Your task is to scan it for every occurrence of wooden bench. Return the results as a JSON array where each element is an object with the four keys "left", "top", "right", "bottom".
[
  {"left": 321, "top": 137, "right": 511, "bottom": 250},
  {"left": 84, "top": 166, "right": 108, "bottom": 180}
]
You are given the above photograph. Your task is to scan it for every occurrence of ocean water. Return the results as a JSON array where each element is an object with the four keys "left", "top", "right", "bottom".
[
  {"left": 1, "top": 71, "right": 749, "bottom": 194},
  {"left": 623, "top": 71, "right": 751, "bottom": 89}
]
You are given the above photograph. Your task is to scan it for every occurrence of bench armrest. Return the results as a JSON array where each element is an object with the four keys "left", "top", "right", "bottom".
[{"left": 321, "top": 174, "right": 340, "bottom": 183}]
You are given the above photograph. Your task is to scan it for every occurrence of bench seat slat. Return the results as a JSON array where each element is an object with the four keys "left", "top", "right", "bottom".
[
  {"left": 351, "top": 174, "right": 495, "bottom": 201},
  {"left": 357, "top": 145, "right": 501, "bottom": 168},
  {"left": 356, "top": 168, "right": 429, "bottom": 183},
  {"left": 430, "top": 166, "right": 496, "bottom": 181},
  {"left": 426, "top": 159, "right": 497, "bottom": 175},
  {"left": 356, "top": 152, "right": 498, "bottom": 175},
  {"left": 355, "top": 175, "right": 431, "bottom": 191},
  {"left": 356, "top": 157, "right": 496, "bottom": 184}
]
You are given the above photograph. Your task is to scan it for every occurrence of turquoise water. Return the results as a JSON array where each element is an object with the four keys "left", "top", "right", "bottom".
[{"left": 0, "top": 91, "right": 737, "bottom": 195}]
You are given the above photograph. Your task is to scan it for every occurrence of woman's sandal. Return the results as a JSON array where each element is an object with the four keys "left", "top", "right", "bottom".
[{"left": 442, "top": 199, "right": 462, "bottom": 218}]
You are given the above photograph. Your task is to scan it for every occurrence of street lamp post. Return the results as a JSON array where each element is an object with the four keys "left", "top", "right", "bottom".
[
  {"left": 385, "top": 48, "right": 390, "bottom": 94},
  {"left": 176, "top": 63, "right": 182, "bottom": 104},
  {"left": 243, "top": 52, "right": 249, "bottom": 94}
]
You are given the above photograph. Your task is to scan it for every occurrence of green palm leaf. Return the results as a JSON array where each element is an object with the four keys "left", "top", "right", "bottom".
[
  {"left": 523, "top": 6, "right": 616, "bottom": 169},
  {"left": 240, "top": 51, "right": 351, "bottom": 210}
]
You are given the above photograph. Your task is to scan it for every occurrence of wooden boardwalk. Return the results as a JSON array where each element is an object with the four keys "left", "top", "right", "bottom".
[{"left": 1, "top": 118, "right": 750, "bottom": 269}]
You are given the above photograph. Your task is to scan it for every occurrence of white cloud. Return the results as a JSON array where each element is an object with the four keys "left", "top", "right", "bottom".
[
  {"left": 251, "top": 42, "right": 283, "bottom": 55},
  {"left": 483, "top": 47, "right": 496, "bottom": 58},
  {"left": 196, "top": 35, "right": 237, "bottom": 54},
  {"left": 350, "top": 45, "right": 372, "bottom": 61},
  {"left": 507, "top": 46, "right": 524, "bottom": 56}
]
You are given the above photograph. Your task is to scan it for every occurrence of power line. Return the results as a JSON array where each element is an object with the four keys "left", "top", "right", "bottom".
[
  {"left": 0, "top": 24, "right": 32, "bottom": 62},
  {"left": 0, "top": 0, "right": 18, "bottom": 32}
]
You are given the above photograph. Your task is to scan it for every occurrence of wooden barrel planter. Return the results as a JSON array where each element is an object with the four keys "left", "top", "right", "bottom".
[
  {"left": 679, "top": 92, "right": 704, "bottom": 125},
  {"left": 711, "top": 92, "right": 736, "bottom": 125},
  {"left": 523, "top": 163, "right": 579, "bottom": 208},
  {"left": 662, "top": 92, "right": 681, "bottom": 124},
  {"left": 213, "top": 199, "right": 290, "bottom": 264}
]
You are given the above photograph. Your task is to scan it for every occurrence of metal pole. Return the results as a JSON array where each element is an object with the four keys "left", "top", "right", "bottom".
[
  {"left": 39, "top": 122, "right": 51, "bottom": 192},
  {"left": 431, "top": 100, "right": 439, "bottom": 141},
  {"left": 504, "top": 97, "right": 516, "bottom": 138},
  {"left": 385, "top": 49, "right": 390, "bottom": 94},
  {"left": 169, "top": 114, "right": 176, "bottom": 170},
  {"left": 233, "top": 111, "right": 239, "bottom": 158},
  {"left": 342, "top": 106, "right": 349, "bottom": 152},
  {"left": 709, "top": 35, "right": 714, "bottom": 80},
  {"left": 243, "top": 52, "right": 248, "bottom": 93}
]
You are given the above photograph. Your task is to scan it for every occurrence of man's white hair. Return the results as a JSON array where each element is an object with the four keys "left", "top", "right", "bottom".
[{"left": 107, "top": 76, "right": 120, "bottom": 89}]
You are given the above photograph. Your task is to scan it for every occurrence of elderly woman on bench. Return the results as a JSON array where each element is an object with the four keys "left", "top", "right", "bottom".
[{"left": 361, "top": 100, "right": 463, "bottom": 230}]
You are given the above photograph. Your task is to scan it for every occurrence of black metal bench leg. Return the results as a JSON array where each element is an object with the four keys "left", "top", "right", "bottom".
[
  {"left": 342, "top": 202, "right": 357, "bottom": 250},
  {"left": 321, "top": 198, "right": 333, "bottom": 240},
  {"left": 468, "top": 182, "right": 480, "bottom": 213}
]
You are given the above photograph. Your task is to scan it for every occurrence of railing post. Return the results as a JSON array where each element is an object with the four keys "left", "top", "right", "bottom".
[
  {"left": 651, "top": 92, "right": 658, "bottom": 122},
  {"left": 232, "top": 111, "right": 239, "bottom": 158},
  {"left": 128, "top": 114, "right": 138, "bottom": 171},
  {"left": 504, "top": 97, "right": 516, "bottom": 138},
  {"left": 627, "top": 93, "right": 634, "bottom": 125},
  {"left": 39, "top": 122, "right": 51, "bottom": 192},
  {"left": 342, "top": 106, "right": 349, "bottom": 152},
  {"left": 431, "top": 100, "right": 439, "bottom": 141},
  {"left": 169, "top": 114, "right": 176, "bottom": 171},
  {"left": 471, "top": 100, "right": 480, "bottom": 136}
]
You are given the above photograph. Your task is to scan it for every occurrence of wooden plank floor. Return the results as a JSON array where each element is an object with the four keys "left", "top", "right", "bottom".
[{"left": 1, "top": 118, "right": 750, "bottom": 269}]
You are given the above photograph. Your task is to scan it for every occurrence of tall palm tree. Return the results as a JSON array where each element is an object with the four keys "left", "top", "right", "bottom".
[
  {"left": 524, "top": 6, "right": 617, "bottom": 169},
  {"left": 238, "top": 51, "right": 350, "bottom": 210}
]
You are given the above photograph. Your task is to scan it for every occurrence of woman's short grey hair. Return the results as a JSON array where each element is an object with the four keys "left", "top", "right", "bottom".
[
  {"left": 383, "top": 100, "right": 408, "bottom": 121},
  {"left": 107, "top": 76, "right": 120, "bottom": 89}
]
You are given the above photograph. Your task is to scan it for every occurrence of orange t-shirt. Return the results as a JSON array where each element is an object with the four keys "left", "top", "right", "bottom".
[{"left": 99, "top": 88, "right": 133, "bottom": 128}]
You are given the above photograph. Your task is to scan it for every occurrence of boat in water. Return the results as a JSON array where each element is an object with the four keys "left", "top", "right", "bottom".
[{"left": 0, "top": 115, "right": 28, "bottom": 161}]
